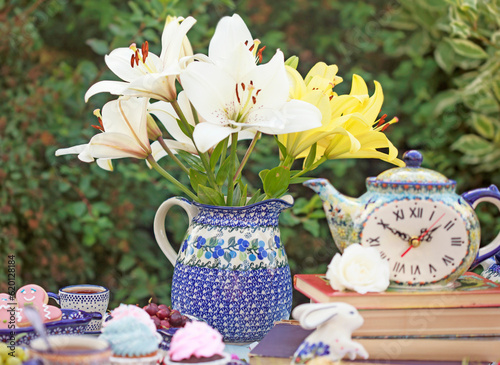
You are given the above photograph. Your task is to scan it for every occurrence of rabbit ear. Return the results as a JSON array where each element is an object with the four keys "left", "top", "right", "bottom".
[{"left": 293, "top": 303, "right": 341, "bottom": 330}]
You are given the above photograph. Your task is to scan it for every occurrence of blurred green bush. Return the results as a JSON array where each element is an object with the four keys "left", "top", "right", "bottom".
[{"left": 1, "top": 0, "right": 498, "bottom": 308}]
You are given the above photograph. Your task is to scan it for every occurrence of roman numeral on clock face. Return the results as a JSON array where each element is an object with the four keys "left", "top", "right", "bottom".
[
  {"left": 411, "top": 265, "right": 421, "bottom": 276},
  {"left": 444, "top": 220, "right": 455, "bottom": 231},
  {"left": 367, "top": 236, "right": 380, "bottom": 246},
  {"left": 451, "top": 237, "right": 463, "bottom": 246},
  {"left": 410, "top": 207, "right": 423, "bottom": 218},
  {"left": 393, "top": 261, "right": 405, "bottom": 273},
  {"left": 393, "top": 209, "right": 405, "bottom": 221},
  {"left": 442, "top": 255, "right": 455, "bottom": 266}
]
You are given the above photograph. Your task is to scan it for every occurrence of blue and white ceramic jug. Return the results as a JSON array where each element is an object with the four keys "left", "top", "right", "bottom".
[{"left": 153, "top": 196, "right": 294, "bottom": 343}]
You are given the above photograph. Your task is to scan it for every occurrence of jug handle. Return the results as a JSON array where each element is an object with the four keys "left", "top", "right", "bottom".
[
  {"left": 462, "top": 185, "right": 500, "bottom": 268},
  {"left": 153, "top": 197, "right": 197, "bottom": 267}
]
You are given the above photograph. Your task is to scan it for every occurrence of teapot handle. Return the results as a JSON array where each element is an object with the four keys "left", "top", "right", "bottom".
[
  {"left": 462, "top": 185, "right": 500, "bottom": 268},
  {"left": 153, "top": 197, "right": 197, "bottom": 266}
]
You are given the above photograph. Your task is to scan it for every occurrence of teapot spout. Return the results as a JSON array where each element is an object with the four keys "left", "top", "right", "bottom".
[{"left": 304, "top": 178, "right": 361, "bottom": 251}]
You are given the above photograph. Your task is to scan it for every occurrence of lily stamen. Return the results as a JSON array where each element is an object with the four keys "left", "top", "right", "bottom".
[{"left": 256, "top": 46, "right": 266, "bottom": 63}]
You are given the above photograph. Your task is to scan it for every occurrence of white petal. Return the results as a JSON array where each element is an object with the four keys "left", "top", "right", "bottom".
[
  {"left": 213, "top": 41, "right": 256, "bottom": 81},
  {"left": 101, "top": 97, "right": 150, "bottom": 149},
  {"left": 276, "top": 99, "right": 322, "bottom": 133},
  {"left": 105, "top": 48, "right": 162, "bottom": 82},
  {"left": 209, "top": 14, "right": 253, "bottom": 66},
  {"left": 192, "top": 123, "right": 236, "bottom": 153},
  {"left": 245, "top": 50, "right": 288, "bottom": 110},
  {"left": 161, "top": 16, "right": 197, "bottom": 68},
  {"left": 55, "top": 143, "right": 89, "bottom": 157},
  {"left": 96, "top": 158, "right": 114, "bottom": 171},
  {"left": 84, "top": 80, "right": 130, "bottom": 101},
  {"left": 124, "top": 73, "right": 178, "bottom": 101},
  {"left": 180, "top": 62, "right": 235, "bottom": 125},
  {"left": 148, "top": 94, "right": 194, "bottom": 145},
  {"left": 89, "top": 132, "right": 150, "bottom": 159}
]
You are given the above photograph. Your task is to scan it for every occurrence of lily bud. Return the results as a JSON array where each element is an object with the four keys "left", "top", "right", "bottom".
[{"left": 147, "top": 114, "right": 163, "bottom": 140}]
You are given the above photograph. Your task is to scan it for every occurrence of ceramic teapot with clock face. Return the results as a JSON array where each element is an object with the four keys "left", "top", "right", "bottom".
[{"left": 305, "top": 150, "right": 500, "bottom": 289}]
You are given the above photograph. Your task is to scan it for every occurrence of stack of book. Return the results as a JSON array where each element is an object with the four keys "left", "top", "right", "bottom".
[{"left": 249, "top": 272, "right": 500, "bottom": 364}]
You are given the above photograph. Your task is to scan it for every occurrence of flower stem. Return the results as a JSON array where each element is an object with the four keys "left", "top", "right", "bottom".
[
  {"left": 157, "top": 136, "right": 189, "bottom": 175},
  {"left": 147, "top": 155, "right": 198, "bottom": 201},
  {"left": 233, "top": 132, "right": 260, "bottom": 184},
  {"left": 170, "top": 100, "right": 193, "bottom": 138},
  {"left": 226, "top": 133, "right": 239, "bottom": 206},
  {"left": 170, "top": 100, "right": 218, "bottom": 190},
  {"left": 290, "top": 156, "right": 327, "bottom": 180}
]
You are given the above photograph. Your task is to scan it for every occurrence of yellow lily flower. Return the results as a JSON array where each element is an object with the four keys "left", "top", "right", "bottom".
[{"left": 281, "top": 65, "right": 403, "bottom": 167}]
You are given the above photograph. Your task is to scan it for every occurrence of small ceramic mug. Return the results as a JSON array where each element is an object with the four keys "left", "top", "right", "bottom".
[
  {"left": 30, "top": 335, "right": 112, "bottom": 365},
  {"left": 48, "top": 285, "right": 109, "bottom": 332}
]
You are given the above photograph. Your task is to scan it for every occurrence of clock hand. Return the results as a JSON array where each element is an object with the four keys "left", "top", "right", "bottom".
[
  {"left": 418, "top": 213, "right": 446, "bottom": 241},
  {"left": 419, "top": 225, "right": 441, "bottom": 242},
  {"left": 377, "top": 220, "right": 411, "bottom": 242},
  {"left": 401, "top": 213, "right": 446, "bottom": 258}
]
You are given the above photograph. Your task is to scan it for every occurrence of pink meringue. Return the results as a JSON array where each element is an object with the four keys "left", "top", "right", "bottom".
[
  {"left": 169, "top": 321, "right": 225, "bottom": 361},
  {"left": 104, "top": 304, "right": 157, "bottom": 332}
]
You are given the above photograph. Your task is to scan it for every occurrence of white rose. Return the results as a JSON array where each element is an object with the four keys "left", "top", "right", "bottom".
[{"left": 326, "top": 243, "right": 390, "bottom": 294}]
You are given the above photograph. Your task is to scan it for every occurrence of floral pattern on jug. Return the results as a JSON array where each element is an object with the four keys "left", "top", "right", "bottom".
[{"left": 154, "top": 196, "right": 294, "bottom": 343}]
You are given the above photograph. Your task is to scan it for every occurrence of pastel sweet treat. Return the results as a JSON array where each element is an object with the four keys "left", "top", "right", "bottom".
[
  {"left": 99, "top": 304, "right": 161, "bottom": 364},
  {"left": 167, "top": 321, "right": 230, "bottom": 364},
  {"left": 16, "top": 284, "right": 62, "bottom": 327},
  {"left": 0, "top": 293, "right": 15, "bottom": 329}
]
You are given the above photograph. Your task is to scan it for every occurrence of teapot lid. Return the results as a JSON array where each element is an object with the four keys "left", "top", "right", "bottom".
[{"left": 367, "top": 150, "right": 456, "bottom": 191}]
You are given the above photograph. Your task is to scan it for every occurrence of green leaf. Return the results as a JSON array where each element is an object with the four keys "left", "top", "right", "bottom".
[
  {"left": 303, "top": 219, "right": 321, "bottom": 237},
  {"left": 452, "top": 134, "right": 495, "bottom": 156},
  {"left": 85, "top": 39, "right": 109, "bottom": 55},
  {"left": 232, "top": 184, "right": 242, "bottom": 206},
  {"left": 177, "top": 150, "right": 205, "bottom": 172},
  {"left": 447, "top": 38, "right": 488, "bottom": 59},
  {"left": 247, "top": 190, "right": 264, "bottom": 205},
  {"left": 71, "top": 202, "right": 87, "bottom": 217},
  {"left": 223, "top": 252, "right": 232, "bottom": 262},
  {"left": 432, "top": 90, "right": 461, "bottom": 116},
  {"left": 197, "top": 185, "right": 225, "bottom": 206},
  {"left": 197, "top": 249, "right": 204, "bottom": 259},
  {"left": 263, "top": 166, "right": 290, "bottom": 199},
  {"left": 216, "top": 157, "right": 232, "bottom": 185},
  {"left": 176, "top": 118, "right": 193, "bottom": 139},
  {"left": 470, "top": 113, "right": 497, "bottom": 139},
  {"left": 434, "top": 41, "right": 455, "bottom": 74},
  {"left": 460, "top": 0, "right": 477, "bottom": 11},
  {"left": 118, "top": 255, "right": 136, "bottom": 271},
  {"left": 239, "top": 184, "right": 248, "bottom": 206},
  {"left": 259, "top": 169, "right": 269, "bottom": 185},
  {"left": 293, "top": 195, "right": 322, "bottom": 215},
  {"left": 274, "top": 136, "right": 288, "bottom": 160},
  {"left": 210, "top": 140, "right": 225, "bottom": 170},
  {"left": 279, "top": 211, "right": 301, "bottom": 226},
  {"left": 304, "top": 143, "right": 317, "bottom": 169},
  {"left": 188, "top": 169, "right": 208, "bottom": 193},
  {"left": 290, "top": 176, "right": 314, "bottom": 184}
]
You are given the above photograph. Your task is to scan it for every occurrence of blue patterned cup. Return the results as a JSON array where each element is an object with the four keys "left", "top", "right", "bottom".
[{"left": 48, "top": 285, "right": 109, "bottom": 332}]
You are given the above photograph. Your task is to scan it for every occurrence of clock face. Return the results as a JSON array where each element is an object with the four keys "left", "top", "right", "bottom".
[{"left": 360, "top": 199, "right": 469, "bottom": 284}]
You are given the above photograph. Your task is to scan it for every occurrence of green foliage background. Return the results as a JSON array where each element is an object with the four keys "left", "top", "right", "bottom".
[{"left": 1, "top": 0, "right": 499, "bottom": 308}]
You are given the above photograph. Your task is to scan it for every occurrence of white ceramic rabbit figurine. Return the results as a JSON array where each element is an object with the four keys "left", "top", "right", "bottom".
[{"left": 291, "top": 302, "right": 369, "bottom": 364}]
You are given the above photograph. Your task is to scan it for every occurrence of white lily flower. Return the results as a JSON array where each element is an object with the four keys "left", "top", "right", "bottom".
[
  {"left": 85, "top": 16, "right": 196, "bottom": 102},
  {"left": 180, "top": 48, "right": 322, "bottom": 152},
  {"left": 56, "top": 97, "right": 152, "bottom": 166},
  {"left": 88, "top": 97, "right": 152, "bottom": 159}
]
